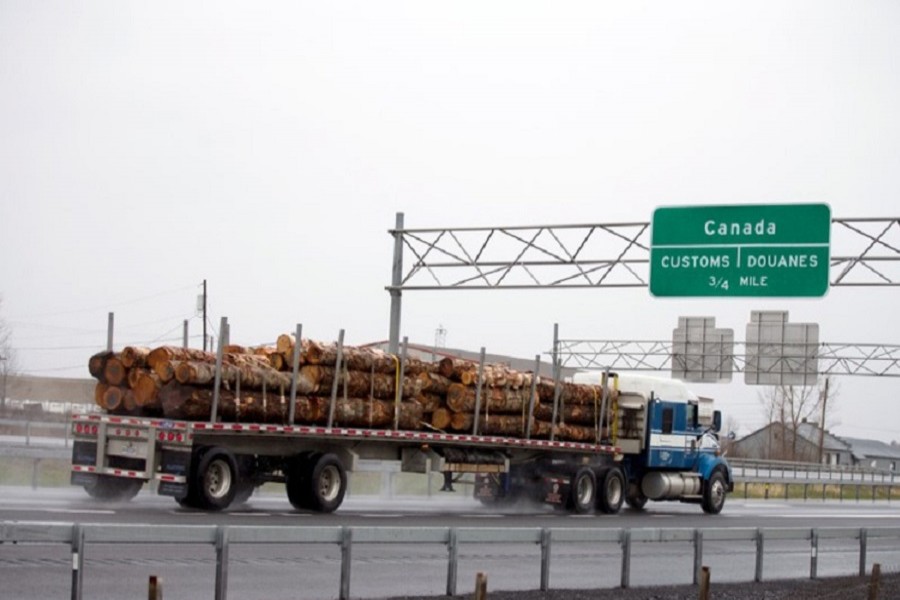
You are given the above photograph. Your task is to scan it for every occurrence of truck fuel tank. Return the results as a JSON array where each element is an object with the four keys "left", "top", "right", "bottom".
[{"left": 642, "top": 471, "right": 702, "bottom": 500}]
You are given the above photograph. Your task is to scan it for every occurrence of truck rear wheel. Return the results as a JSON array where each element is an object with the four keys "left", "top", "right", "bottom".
[
  {"left": 568, "top": 467, "right": 596, "bottom": 514},
  {"left": 84, "top": 475, "right": 142, "bottom": 502},
  {"left": 702, "top": 469, "right": 727, "bottom": 514},
  {"left": 597, "top": 468, "right": 625, "bottom": 514},
  {"left": 194, "top": 447, "right": 239, "bottom": 511},
  {"left": 308, "top": 453, "right": 347, "bottom": 513},
  {"left": 286, "top": 452, "right": 315, "bottom": 510}
]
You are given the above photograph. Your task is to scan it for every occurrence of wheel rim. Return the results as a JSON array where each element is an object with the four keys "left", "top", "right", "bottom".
[
  {"left": 577, "top": 475, "right": 594, "bottom": 506},
  {"left": 205, "top": 459, "right": 232, "bottom": 500},
  {"left": 318, "top": 465, "right": 342, "bottom": 502},
  {"left": 606, "top": 475, "right": 623, "bottom": 506},
  {"left": 711, "top": 479, "right": 725, "bottom": 508}
]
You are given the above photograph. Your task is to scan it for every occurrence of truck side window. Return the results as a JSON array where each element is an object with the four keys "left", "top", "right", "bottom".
[{"left": 662, "top": 407, "right": 674, "bottom": 434}]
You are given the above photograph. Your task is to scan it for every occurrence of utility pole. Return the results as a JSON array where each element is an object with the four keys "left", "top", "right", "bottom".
[
  {"left": 818, "top": 377, "right": 830, "bottom": 464},
  {"left": 202, "top": 279, "right": 208, "bottom": 352}
]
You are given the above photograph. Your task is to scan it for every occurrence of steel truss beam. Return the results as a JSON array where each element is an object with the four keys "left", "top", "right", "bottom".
[
  {"left": 387, "top": 217, "right": 900, "bottom": 290},
  {"left": 555, "top": 340, "right": 900, "bottom": 378}
]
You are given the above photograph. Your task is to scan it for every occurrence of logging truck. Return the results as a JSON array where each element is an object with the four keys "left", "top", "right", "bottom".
[{"left": 71, "top": 362, "right": 733, "bottom": 515}]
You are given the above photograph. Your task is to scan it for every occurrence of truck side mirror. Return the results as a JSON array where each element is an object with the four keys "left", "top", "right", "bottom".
[{"left": 712, "top": 410, "right": 722, "bottom": 432}]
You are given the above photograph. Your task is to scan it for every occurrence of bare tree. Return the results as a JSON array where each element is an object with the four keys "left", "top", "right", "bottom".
[
  {"left": 0, "top": 298, "right": 16, "bottom": 413},
  {"left": 758, "top": 377, "right": 838, "bottom": 462}
]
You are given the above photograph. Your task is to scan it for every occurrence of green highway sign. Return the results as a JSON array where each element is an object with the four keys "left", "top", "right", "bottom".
[{"left": 650, "top": 204, "right": 831, "bottom": 297}]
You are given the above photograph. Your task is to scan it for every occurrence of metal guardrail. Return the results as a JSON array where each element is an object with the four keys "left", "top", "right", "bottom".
[
  {"left": 1, "top": 521, "right": 897, "bottom": 600},
  {"left": 729, "top": 458, "right": 898, "bottom": 486}
]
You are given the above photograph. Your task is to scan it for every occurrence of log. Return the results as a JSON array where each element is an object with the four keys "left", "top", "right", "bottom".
[
  {"left": 121, "top": 346, "right": 151, "bottom": 369},
  {"left": 437, "top": 357, "right": 476, "bottom": 380},
  {"left": 416, "top": 371, "right": 452, "bottom": 395},
  {"left": 553, "top": 422, "right": 601, "bottom": 443},
  {"left": 445, "top": 383, "right": 533, "bottom": 414},
  {"left": 174, "top": 359, "right": 293, "bottom": 391},
  {"left": 297, "top": 365, "right": 422, "bottom": 399},
  {"left": 94, "top": 383, "right": 108, "bottom": 409},
  {"left": 536, "top": 380, "right": 608, "bottom": 405},
  {"left": 103, "top": 356, "right": 127, "bottom": 387},
  {"left": 100, "top": 385, "right": 125, "bottom": 412},
  {"left": 147, "top": 346, "right": 217, "bottom": 369},
  {"left": 88, "top": 351, "right": 114, "bottom": 381},
  {"left": 153, "top": 359, "right": 177, "bottom": 383},
  {"left": 459, "top": 364, "right": 534, "bottom": 389},
  {"left": 132, "top": 371, "right": 162, "bottom": 407},
  {"left": 447, "top": 413, "right": 553, "bottom": 438},
  {"left": 533, "top": 402, "right": 606, "bottom": 426},
  {"left": 413, "top": 393, "right": 443, "bottom": 413},
  {"left": 431, "top": 407, "right": 453, "bottom": 430}
]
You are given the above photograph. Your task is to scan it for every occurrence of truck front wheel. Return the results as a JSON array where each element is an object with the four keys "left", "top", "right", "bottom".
[
  {"left": 702, "top": 469, "right": 727, "bottom": 514},
  {"left": 597, "top": 468, "right": 625, "bottom": 514},
  {"left": 194, "top": 447, "right": 239, "bottom": 511}
]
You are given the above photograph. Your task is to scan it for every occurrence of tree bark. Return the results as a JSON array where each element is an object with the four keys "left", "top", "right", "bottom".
[
  {"left": 536, "top": 380, "right": 607, "bottom": 405},
  {"left": 297, "top": 365, "right": 422, "bottom": 399},
  {"left": 88, "top": 351, "right": 114, "bottom": 381},
  {"left": 121, "top": 346, "right": 151, "bottom": 369},
  {"left": 445, "top": 383, "right": 533, "bottom": 414},
  {"left": 416, "top": 371, "right": 452, "bottom": 395},
  {"left": 147, "top": 346, "right": 217, "bottom": 370},
  {"left": 174, "top": 359, "right": 293, "bottom": 392},
  {"left": 533, "top": 402, "right": 606, "bottom": 426},
  {"left": 447, "top": 413, "right": 553, "bottom": 438}
]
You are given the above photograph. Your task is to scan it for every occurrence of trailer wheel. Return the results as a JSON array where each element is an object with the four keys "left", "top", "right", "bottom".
[
  {"left": 286, "top": 452, "right": 316, "bottom": 510},
  {"left": 568, "top": 467, "right": 596, "bottom": 514},
  {"left": 597, "top": 468, "right": 625, "bottom": 514},
  {"left": 702, "top": 469, "right": 727, "bottom": 515},
  {"left": 307, "top": 453, "right": 347, "bottom": 513},
  {"left": 194, "top": 447, "right": 239, "bottom": 511},
  {"left": 84, "top": 475, "right": 142, "bottom": 502}
]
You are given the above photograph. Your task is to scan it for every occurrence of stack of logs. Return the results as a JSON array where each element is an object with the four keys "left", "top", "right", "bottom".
[{"left": 87, "top": 334, "right": 616, "bottom": 443}]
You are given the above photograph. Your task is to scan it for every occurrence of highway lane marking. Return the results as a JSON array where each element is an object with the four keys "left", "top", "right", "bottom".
[
  {"left": 460, "top": 514, "right": 505, "bottom": 518},
  {"left": 356, "top": 513, "right": 405, "bottom": 518}
]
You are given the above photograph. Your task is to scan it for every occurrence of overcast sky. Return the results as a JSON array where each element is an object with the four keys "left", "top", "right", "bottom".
[{"left": 1, "top": 1, "right": 898, "bottom": 442}]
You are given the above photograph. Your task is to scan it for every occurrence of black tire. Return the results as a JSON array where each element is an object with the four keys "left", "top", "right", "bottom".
[
  {"left": 702, "top": 469, "right": 727, "bottom": 515},
  {"left": 625, "top": 490, "right": 648, "bottom": 511},
  {"left": 307, "top": 453, "right": 347, "bottom": 513},
  {"left": 568, "top": 467, "right": 597, "bottom": 514},
  {"left": 232, "top": 482, "right": 255, "bottom": 506},
  {"left": 84, "top": 475, "right": 143, "bottom": 502},
  {"left": 194, "top": 447, "right": 239, "bottom": 511},
  {"left": 597, "top": 468, "right": 625, "bottom": 514},
  {"left": 286, "top": 452, "right": 317, "bottom": 510}
]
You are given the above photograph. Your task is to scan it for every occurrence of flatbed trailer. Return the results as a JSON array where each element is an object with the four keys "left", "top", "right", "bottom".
[{"left": 70, "top": 372, "right": 733, "bottom": 515}]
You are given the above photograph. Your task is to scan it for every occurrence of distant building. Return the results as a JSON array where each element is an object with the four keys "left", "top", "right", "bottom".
[
  {"left": 841, "top": 437, "right": 900, "bottom": 472},
  {"left": 731, "top": 420, "right": 900, "bottom": 470},
  {"left": 730, "top": 420, "right": 852, "bottom": 465}
]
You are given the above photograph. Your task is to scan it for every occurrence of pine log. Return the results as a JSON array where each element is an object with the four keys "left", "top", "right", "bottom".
[
  {"left": 102, "top": 356, "right": 127, "bottom": 387},
  {"left": 275, "top": 334, "right": 311, "bottom": 362},
  {"left": 153, "top": 360, "right": 178, "bottom": 383},
  {"left": 122, "top": 389, "right": 138, "bottom": 415},
  {"left": 94, "top": 382, "right": 108, "bottom": 409},
  {"left": 447, "top": 413, "right": 553, "bottom": 438},
  {"left": 413, "top": 393, "right": 443, "bottom": 413},
  {"left": 459, "top": 364, "right": 534, "bottom": 389},
  {"left": 431, "top": 407, "right": 453, "bottom": 430},
  {"left": 533, "top": 403, "right": 606, "bottom": 426},
  {"left": 536, "top": 380, "right": 608, "bottom": 405},
  {"left": 147, "top": 346, "right": 217, "bottom": 369},
  {"left": 416, "top": 371, "right": 452, "bottom": 395},
  {"left": 121, "top": 346, "right": 151, "bottom": 369},
  {"left": 437, "top": 357, "right": 476, "bottom": 380},
  {"left": 553, "top": 422, "right": 603, "bottom": 443},
  {"left": 446, "top": 383, "right": 533, "bottom": 414},
  {"left": 88, "top": 351, "right": 115, "bottom": 381},
  {"left": 297, "top": 365, "right": 422, "bottom": 399},
  {"left": 132, "top": 370, "right": 162, "bottom": 407},
  {"left": 100, "top": 385, "right": 125, "bottom": 412},
  {"left": 174, "top": 359, "right": 293, "bottom": 391}
]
